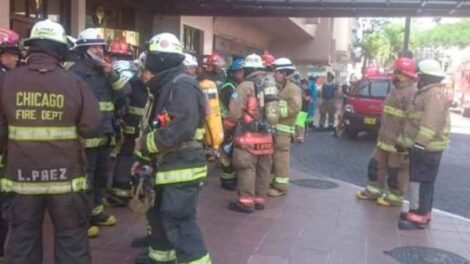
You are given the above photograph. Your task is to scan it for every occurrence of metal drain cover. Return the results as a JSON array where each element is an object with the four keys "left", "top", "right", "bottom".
[
  {"left": 290, "top": 179, "right": 338, "bottom": 189},
  {"left": 385, "top": 246, "right": 470, "bottom": 264}
]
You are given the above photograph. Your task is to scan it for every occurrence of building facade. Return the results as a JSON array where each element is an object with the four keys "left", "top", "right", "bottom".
[{"left": 1, "top": 0, "right": 353, "bottom": 72}]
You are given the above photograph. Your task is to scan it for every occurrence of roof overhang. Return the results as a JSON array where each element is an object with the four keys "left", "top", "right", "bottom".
[{"left": 140, "top": 0, "right": 470, "bottom": 17}]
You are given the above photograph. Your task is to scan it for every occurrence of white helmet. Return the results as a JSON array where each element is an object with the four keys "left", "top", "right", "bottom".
[
  {"left": 244, "top": 54, "right": 263, "bottom": 69},
  {"left": 273, "top": 57, "right": 296, "bottom": 71},
  {"left": 23, "top": 19, "right": 68, "bottom": 46},
  {"left": 418, "top": 59, "right": 445, "bottom": 78},
  {"left": 184, "top": 53, "right": 198, "bottom": 67},
  {"left": 148, "top": 33, "right": 183, "bottom": 55},
  {"left": 74, "top": 28, "right": 106, "bottom": 49}
]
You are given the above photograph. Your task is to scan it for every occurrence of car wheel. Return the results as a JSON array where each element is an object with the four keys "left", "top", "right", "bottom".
[{"left": 345, "top": 128, "right": 358, "bottom": 139}]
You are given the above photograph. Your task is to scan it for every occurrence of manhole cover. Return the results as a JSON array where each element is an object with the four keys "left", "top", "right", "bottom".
[
  {"left": 385, "top": 246, "right": 470, "bottom": 264},
  {"left": 290, "top": 179, "right": 338, "bottom": 189}
]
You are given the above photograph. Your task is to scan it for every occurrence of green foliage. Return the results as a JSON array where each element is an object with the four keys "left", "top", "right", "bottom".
[
  {"left": 363, "top": 24, "right": 404, "bottom": 66},
  {"left": 413, "top": 20, "right": 470, "bottom": 48}
]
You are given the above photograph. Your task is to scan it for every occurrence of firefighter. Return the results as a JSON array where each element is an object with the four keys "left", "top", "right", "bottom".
[
  {"left": 224, "top": 53, "right": 279, "bottom": 213},
  {"left": 319, "top": 72, "right": 338, "bottom": 130},
  {"left": 356, "top": 57, "right": 418, "bottom": 207},
  {"left": 69, "top": 28, "right": 131, "bottom": 238},
  {"left": 184, "top": 53, "right": 198, "bottom": 76},
  {"left": 132, "top": 32, "right": 210, "bottom": 264},
  {"left": 0, "top": 28, "right": 21, "bottom": 72},
  {"left": 106, "top": 40, "right": 149, "bottom": 207},
  {"left": 0, "top": 27, "right": 21, "bottom": 259},
  {"left": 204, "top": 53, "right": 226, "bottom": 88},
  {"left": 262, "top": 51, "right": 276, "bottom": 72},
  {"left": 0, "top": 19, "right": 101, "bottom": 263},
  {"left": 219, "top": 58, "right": 245, "bottom": 191},
  {"left": 268, "top": 58, "right": 302, "bottom": 197},
  {"left": 399, "top": 59, "right": 450, "bottom": 230}
]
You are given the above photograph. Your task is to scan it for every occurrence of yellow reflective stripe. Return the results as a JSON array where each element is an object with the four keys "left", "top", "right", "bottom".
[
  {"left": 128, "top": 106, "right": 146, "bottom": 116},
  {"left": 194, "top": 128, "right": 205, "bottom": 141},
  {"left": 149, "top": 248, "right": 176, "bottom": 262},
  {"left": 180, "top": 253, "right": 211, "bottom": 264},
  {"left": 0, "top": 177, "right": 87, "bottom": 195},
  {"left": 124, "top": 126, "right": 136, "bottom": 134},
  {"left": 366, "top": 182, "right": 384, "bottom": 195},
  {"left": 273, "top": 177, "right": 289, "bottom": 184},
  {"left": 418, "top": 126, "right": 436, "bottom": 139},
  {"left": 134, "top": 150, "right": 151, "bottom": 162},
  {"left": 92, "top": 205, "right": 104, "bottom": 216},
  {"left": 386, "top": 192, "right": 404, "bottom": 203},
  {"left": 377, "top": 140, "right": 396, "bottom": 153},
  {"left": 397, "top": 134, "right": 414, "bottom": 148},
  {"left": 427, "top": 139, "right": 449, "bottom": 151},
  {"left": 221, "top": 172, "right": 235, "bottom": 180},
  {"left": 85, "top": 137, "right": 108, "bottom": 148},
  {"left": 279, "top": 100, "right": 288, "bottom": 118},
  {"left": 276, "top": 124, "right": 295, "bottom": 134},
  {"left": 155, "top": 166, "right": 207, "bottom": 185},
  {"left": 111, "top": 76, "right": 128, "bottom": 91},
  {"left": 146, "top": 132, "right": 158, "bottom": 153},
  {"left": 9, "top": 126, "right": 78, "bottom": 141},
  {"left": 383, "top": 105, "right": 405, "bottom": 118},
  {"left": 110, "top": 188, "right": 131, "bottom": 197},
  {"left": 99, "top": 101, "right": 115, "bottom": 112},
  {"left": 408, "top": 111, "right": 423, "bottom": 120}
]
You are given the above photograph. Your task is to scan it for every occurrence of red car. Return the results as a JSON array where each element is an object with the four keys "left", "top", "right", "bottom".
[{"left": 342, "top": 76, "right": 394, "bottom": 138}]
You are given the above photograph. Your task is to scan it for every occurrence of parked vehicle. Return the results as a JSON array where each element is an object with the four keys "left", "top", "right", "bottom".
[
  {"left": 452, "top": 64, "right": 470, "bottom": 116},
  {"left": 342, "top": 75, "right": 394, "bottom": 138}
]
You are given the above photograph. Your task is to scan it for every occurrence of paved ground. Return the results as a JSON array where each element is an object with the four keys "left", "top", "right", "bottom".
[
  {"left": 293, "top": 112, "right": 470, "bottom": 219},
  {"left": 42, "top": 164, "right": 470, "bottom": 264},
  {"left": 36, "top": 112, "right": 470, "bottom": 263}
]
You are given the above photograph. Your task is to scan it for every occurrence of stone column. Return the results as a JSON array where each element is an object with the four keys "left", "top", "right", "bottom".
[
  {"left": 0, "top": 0, "right": 10, "bottom": 28},
  {"left": 71, "top": 0, "right": 86, "bottom": 36}
]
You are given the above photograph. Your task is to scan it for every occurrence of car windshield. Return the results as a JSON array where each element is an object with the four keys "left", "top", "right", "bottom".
[{"left": 356, "top": 79, "right": 393, "bottom": 98}]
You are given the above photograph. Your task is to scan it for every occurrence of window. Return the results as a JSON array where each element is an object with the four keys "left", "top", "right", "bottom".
[
  {"left": 183, "top": 25, "right": 202, "bottom": 55},
  {"left": 357, "top": 80, "right": 394, "bottom": 98},
  {"left": 10, "top": 0, "right": 71, "bottom": 36}
]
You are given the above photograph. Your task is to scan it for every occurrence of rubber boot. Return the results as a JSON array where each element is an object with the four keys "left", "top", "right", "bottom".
[
  {"left": 228, "top": 196, "right": 255, "bottom": 214},
  {"left": 88, "top": 225, "right": 100, "bottom": 238},
  {"left": 221, "top": 179, "right": 236, "bottom": 191},
  {"left": 398, "top": 212, "right": 431, "bottom": 230},
  {"left": 355, "top": 190, "right": 381, "bottom": 201},
  {"left": 103, "top": 193, "right": 130, "bottom": 207},
  {"left": 91, "top": 205, "right": 117, "bottom": 226},
  {"left": 376, "top": 192, "right": 404, "bottom": 207},
  {"left": 267, "top": 188, "right": 286, "bottom": 197},
  {"left": 254, "top": 196, "right": 266, "bottom": 211},
  {"left": 131, "top": 235, "right": 151, "bottom": 248}
]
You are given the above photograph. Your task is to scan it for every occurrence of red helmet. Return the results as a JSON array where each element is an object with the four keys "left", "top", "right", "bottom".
[
  {"left": 0, "top": 28, "right": 20, "bottom": 55},
  {"left": 108, "top": 37, "right": 132, "bottom": 56},
  {"left": 262, "top": 51, "right": 275, "bottom": 67},
  {"left": 394, "top": 57, "right": 417, "bottom": 79},
  {"left": 206, "top": 53, "right": 225, "bottom": 68}
]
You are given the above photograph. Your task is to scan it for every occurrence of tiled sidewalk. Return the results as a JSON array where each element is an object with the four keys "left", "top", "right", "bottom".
[{"left": 42, "top": 166, "right": 470, "bottom": 264}]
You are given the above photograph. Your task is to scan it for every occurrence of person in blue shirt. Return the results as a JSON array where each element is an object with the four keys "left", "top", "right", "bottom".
[{"left": 319, "top": 72, "right": 338, "bottom": 129}]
